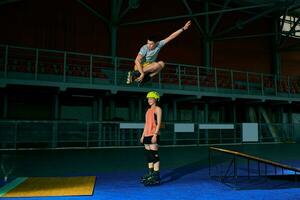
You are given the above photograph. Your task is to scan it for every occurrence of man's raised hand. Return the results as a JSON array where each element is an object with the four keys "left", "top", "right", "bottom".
[{"left": 183, "top": 20, "right": 191, "bottom": 30}]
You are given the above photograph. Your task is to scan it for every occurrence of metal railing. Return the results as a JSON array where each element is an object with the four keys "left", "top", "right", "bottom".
[
  {"left": 209, "top": 147, "right": 300, "bottom": 189},
  {"left": 0, "top": 121, "right": 295, "bottom": 149},
  {"left": 1, "top": 44, "right": 300, "bottom": 99}
]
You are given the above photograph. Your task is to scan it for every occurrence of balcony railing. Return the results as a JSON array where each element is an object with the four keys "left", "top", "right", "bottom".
[
  {"left": 0, "top": 120, "right": 295, "bottom": 149},
  {"left": 1, "top": 44, "right": 300, "bottom": 99}
]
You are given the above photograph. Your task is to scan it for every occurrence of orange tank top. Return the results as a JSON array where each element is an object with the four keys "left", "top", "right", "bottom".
[{"left": 144, "top": 108, "right": 157, "bottom": 137}]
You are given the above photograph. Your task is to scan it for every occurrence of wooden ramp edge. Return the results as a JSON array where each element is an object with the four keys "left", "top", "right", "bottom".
[{"left": 210, "top": 147, "right": 300, "bottom": 173}]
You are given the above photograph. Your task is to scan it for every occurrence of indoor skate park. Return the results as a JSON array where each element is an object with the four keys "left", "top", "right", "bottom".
[{"left": 1, "top": 0, "right": 300, "bottom": 199}]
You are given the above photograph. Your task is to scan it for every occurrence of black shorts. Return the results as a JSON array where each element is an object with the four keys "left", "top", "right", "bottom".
[{"left": 143, "top": 135, "right": 160, "bottom": 145}]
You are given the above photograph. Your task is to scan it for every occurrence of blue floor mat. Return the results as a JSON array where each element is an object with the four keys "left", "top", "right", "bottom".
[{"left": 1, "top": 166, "right": 300, "bottom": 200}]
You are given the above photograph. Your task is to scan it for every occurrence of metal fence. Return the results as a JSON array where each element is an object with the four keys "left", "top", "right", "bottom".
[
  {"left": 0, "top": 121, "right": 296, "bottom": 149},
  {"left": 1, "top": 44, "right": 300, "bottom": 98}
]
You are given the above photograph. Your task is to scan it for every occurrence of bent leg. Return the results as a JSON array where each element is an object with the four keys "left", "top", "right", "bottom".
[
  {"left": 143, "top": 61, "right": 165, "bottom": 77},
  {"left": 149, "top": 61, "right": 165, "bottom": 77}
]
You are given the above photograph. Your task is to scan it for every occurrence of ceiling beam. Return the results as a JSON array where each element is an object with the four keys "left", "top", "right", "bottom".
[
  {"left": 214, "top": 5, "right": 282, "bottom": 38},
  {"left": 120, "top": 3, "right": 274, "bottom": 26},
  {"left": 287, "top": 2, "right": 300, "bottom": 12},
  {"left": 210, "top": 0, "right": 232, "bottom": 34},
  {"left": 120, "top": 0, "right": 142, "bottom": 19},
  {"left": 120, "top": 6, "right": 130, "bottom": 19},
  {"left": 111, "top": 0, "right": 123, "bottom": 23},
  {"left": 182, "top": 0, "right": 206, "bottom": 37},
  {"left": 77, "top": 0, "right": 110, "bottom": 25},
  {"left": 215, "top": 32, "right": 276, "bottom": 41},
  {"left": 209, "top": 2, "right": 272, "bottom": 18}
]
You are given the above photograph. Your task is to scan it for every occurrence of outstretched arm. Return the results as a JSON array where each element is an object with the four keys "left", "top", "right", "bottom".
[{"left": 163, "top": 20, "right": 191, "bottom": 45}]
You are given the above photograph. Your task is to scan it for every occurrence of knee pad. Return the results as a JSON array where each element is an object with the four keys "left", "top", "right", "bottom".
[
  {"left": 146, "top": 150, "right": 153, "bottom": 163},
  {"left": 151, "top": 150, "right": 159, "bottom": 164}
]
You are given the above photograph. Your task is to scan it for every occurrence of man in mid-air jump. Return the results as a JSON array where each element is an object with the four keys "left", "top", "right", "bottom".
[{"left": 126, "top": 21, "right": 192, "bottom": 85}]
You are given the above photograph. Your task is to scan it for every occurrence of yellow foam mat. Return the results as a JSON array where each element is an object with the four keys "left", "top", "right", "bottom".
[{"left": 3, "top": 176, "right": 96, "bottom": 197}]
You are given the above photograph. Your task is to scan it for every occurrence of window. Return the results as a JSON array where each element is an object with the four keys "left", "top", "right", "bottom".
[{"left": 281, "top": 15, "right": 300, "bottom": 37}]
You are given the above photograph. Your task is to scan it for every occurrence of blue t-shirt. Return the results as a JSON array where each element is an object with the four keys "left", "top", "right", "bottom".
[{"left": 138, "top": 40, "right": 165, "bottom": 63}]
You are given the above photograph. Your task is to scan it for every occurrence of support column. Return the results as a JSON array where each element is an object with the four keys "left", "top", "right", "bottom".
[
  {"left": 204, "top": 1, "right": 212, "bottom": 68},
  {"left": 109, "top": 99, "right": 116, "bottom": 120},
  {"left": 173, "top": 101, "right": 177, "bottom": 121},
  {"left": 138, "top": 98, "right": 142, "bottom": 121},
  {"left": 193, "top": 105, "right": 199, "bottom": 123},
  {"left": 273, "top": 17, "right": 281, "bottom": 76},
  {"left": 53, "top": 94, "right": 60, "bottom": 120},
  {"left": 278, "top": 106, "right": 284, "bottom": 123},
  {"left": 162, "top": 103, "right": 168, "bottom": 122},
  {"left": 97, "top": 97, "right": 103, "bottom": 121},
  {"left": 110, "top": 0, "right": 122, "bottom": 57},
  {"left": 204, "top": 102, "right": 209, "bottom": 123},
  {"left": 3, "top": 94, "right": 8, "bottom": 119},
  {"left": 232, "top": 103, "right": 237, "bottom": 143},
  {"left": 288, "top": 105, "right": 294, "bottom": 141},
  {"left": 288, "top": 105, "right": 293, "bottom": 124},
  {"left": 258, "top": 105, "right": 262, "bottom": 123},
  {"left": 173, "top": 101, "right": 178, "bottom": 145},
  {"left": 92, "top": 98, "right": 98, "bottom": 121},
  {"left": 204, "top": 102, "right": 209, "bottom": 144},
  {"left": 233, "top": 103, "right": 237, "bottom": 123},
  {"left": 129, "top": 99, "right": 135, "bottom": 121},
  {"left": 52, "top": 94, "right": 60, "bottom": 148},
  {"left": 110, "top": 25, "right": 118, "bottom": 58},
  {"left": 97, "top": 97, "right": 103, "bottom": 147},
  {"left": 221, "top": 106, "right": 225, "bottom": 122},
  {"left": 249, "top": 106, "right": 258, "bottom": 122},
  {"left": 245, "top": 106, "right": 249, "bottom": 122}
]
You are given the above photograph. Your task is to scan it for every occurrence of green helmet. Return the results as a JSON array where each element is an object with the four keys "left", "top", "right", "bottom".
[{"left": 146, "top": 91, "right": 160, "bottom": 100}]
